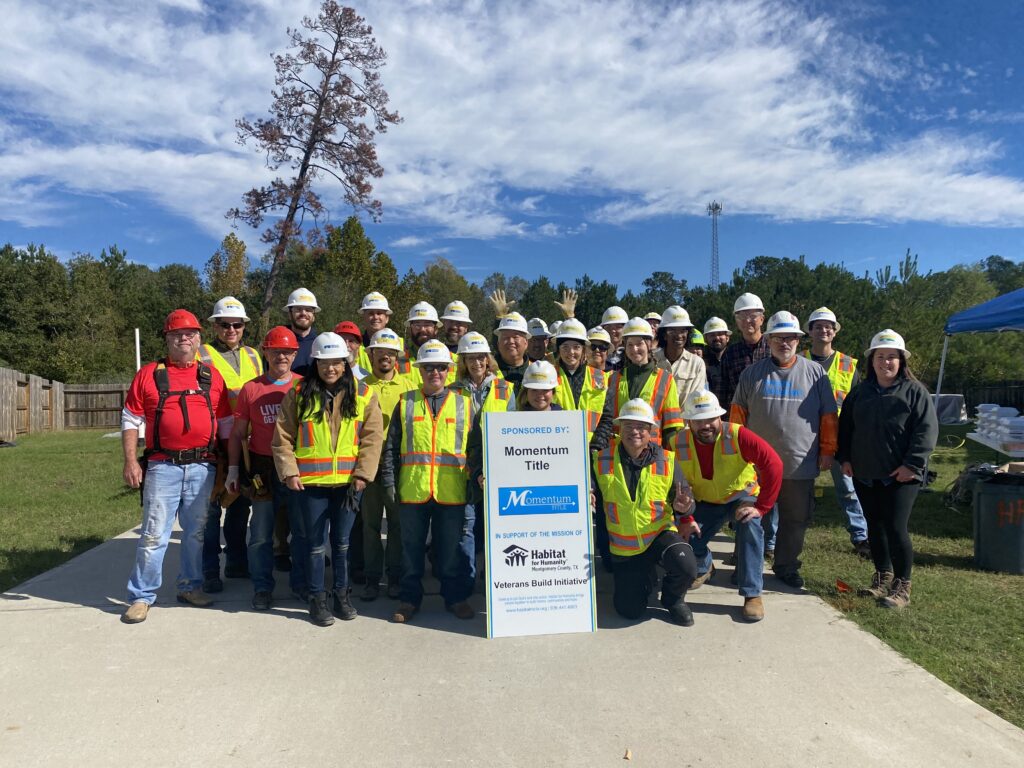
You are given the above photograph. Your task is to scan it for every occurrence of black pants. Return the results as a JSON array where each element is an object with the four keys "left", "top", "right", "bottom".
[
  {"left": 853, "top": 479, "right": 920, "bottom": 581},
  {"left": 611, "top": 530, "right": 697, "bottom": 620}
]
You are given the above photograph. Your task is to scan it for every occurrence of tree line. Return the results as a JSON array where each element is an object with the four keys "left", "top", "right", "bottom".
[{"left": 2, "top": 216, "right": 1023, "bottom": 392}]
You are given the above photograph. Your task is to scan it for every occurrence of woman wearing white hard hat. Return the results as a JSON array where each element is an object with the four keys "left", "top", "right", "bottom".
[
  {"left": 837, "top": 330, "right": 938, "bottom": 609},
  {"left": 586, "top": 326, "right": 613, "bottom": 377},
  {"left": 550, "top": 319, "right": 607, "bottom": 442},
  {"left": 273, "top": 332, "right": 385, "bottom": 627}
]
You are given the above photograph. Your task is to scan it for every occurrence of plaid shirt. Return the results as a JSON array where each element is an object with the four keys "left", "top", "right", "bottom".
[{"left": 719, "top": 335, "right": 770, "bottom": 406}]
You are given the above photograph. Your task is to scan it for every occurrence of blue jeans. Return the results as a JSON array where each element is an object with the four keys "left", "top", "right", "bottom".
[
  {"left": 458, "top": 503, "right": 478, "bottom": 583},
  {"left": 762, "top": 505, "right": 778, "bottom": 552},
  {"left": 299, "top": 485, "right": 360, "bottom": 594},
  {"left": 202, "top": 493, "right": 250, "bottom": 576},
  {"left": 688, "top": 495, "right": 765, "bottom": 597},
  {"left": 127, "top": 461, "right": 215, "bottom": 604},
  {"left": 831, "top": 461, "right": 868, "bottom": 544},
  {"left": 248, "top": 473, "right": 292, "bottom": 593},
  {"left": 285, "top": 484, "right": 310, "bottom": 594},
  {"left": 399, "top": 501, "right": 473, "bottom": 607}
]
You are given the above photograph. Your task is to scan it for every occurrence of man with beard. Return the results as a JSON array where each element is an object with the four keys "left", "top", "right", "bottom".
[
  {"left": 440, "top": 301, "right": 473, "bottom": 353},
  {"left": 403, "top": 301, "right": 442, "bottom": 386},
  {"left": 702, "top": 316, "right": 732, "bottom": 403},
  {"left": 356, "top": 292, "right": 397, "bottom": 372},
  {"left": 284, "top": 288, "right": 321, "bottom": 376}
]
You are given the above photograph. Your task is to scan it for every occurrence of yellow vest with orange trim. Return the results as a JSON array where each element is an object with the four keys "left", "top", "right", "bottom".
[
  {"left": 452, "top": 377, "right": 514, "bottom": 416},
  {"left": 804, "top": 350, "right": 857, "bottom": 413},
  {"left": 608, "top": 367, "right": 683, "bottom": 443},
  {"left": 292, "top": 381, "right": 373, "bottom": 486},
  {"left": 397, "top": 388, "right": 471, "bottom": 505},
  {"left": 592, "top": 440, "right": 677, "bottom": 557},
  {"left": 553, "top": 365, "right": 607, "bottom": 442},
  {"left": 400, "top": 351, "right": 457, "bottom": 388},
  {"left": 198, "top": 343, "right": 263, "bottom": 411},
  {"left": 673, "top": 422, "right": 760, "bottom": 504}
]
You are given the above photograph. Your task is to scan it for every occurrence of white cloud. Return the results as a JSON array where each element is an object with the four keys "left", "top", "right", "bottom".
[
  {"left": 391, "top": 235, "right": 429, "bottom": 248},
  {"left": 0, "top": 0, "right": 1023, "bottom": 253}
]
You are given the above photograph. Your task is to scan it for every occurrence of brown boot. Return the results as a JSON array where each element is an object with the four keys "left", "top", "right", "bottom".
[
  {"left": 391, "top": 602, "right": 418, "bottom": 623},
  {"left": 742, "top": 596, "right": 764, "bottom": 623},
  {"left": 857, "top": 571, "right": 893, "bottom": 599},
  {"left": 690, "top": 563, "right": 715, "bottom": 590},
  {"left": 880, "top": 578, "right": 911, "bottom": 609},
  {"left": 121, "top": 601, "right": 150, "bottom": 624}
]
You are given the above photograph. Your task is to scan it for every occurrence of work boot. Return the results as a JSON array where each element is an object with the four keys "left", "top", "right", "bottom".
[
  {"left": 361, "top": 583, "right": 380, "bottom": 602},
  {"left": 690, "top": 563, "right": 715, "bottom": 590},
  {"left": 666, "top": 600, "right": 694, "bottom": 627},
  {"left": 392, "top": 602, "right": 418, "bottom": 623},
  {"left": 251, "top": 591, "right": 272, "bottom": 611},
  {"left": 764, "top": 548, "right": 775, "bottom": 566},
  {"left": 853, "top": 540, "right": 872, "bottom": 559},
  {"left": 724, "top": 551, "right": 737, "bottom": 566},
  {"left": 332, "top": 592, "right": 358, "bottom": 621},
  {"left": 857, "top": 570, "right": 894, "bottom": 599},
  {"left": 880, "top": 578, "right": 912, "bottom": 609},
  {"left": 775, "top": 570, "right": 804, "bottom": 589},
  {"left": 742, "top": 596, "right": 765, "bottom": 622},
  {"left": 176, "top": 590, "right": 213, "bottom": 608},
  {"left": 446, "top": 601, "right": 475, "bottom": 620},
  {"left": 121, "top": 601, "right": 150, "bottom": 624},
  {"left": 202, "top": 574, "right": 223, "bottom": 593},
  {"left": 308, "top": 592, "right": 334, "bottom": 626}
]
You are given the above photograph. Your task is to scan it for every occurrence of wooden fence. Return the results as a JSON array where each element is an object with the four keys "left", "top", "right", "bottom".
[
  {"left": 63, "top": 382, "right": 130, "bottom": 431},
  {"left": 0, "top": 367, "right": 65, "bottom": 443}
]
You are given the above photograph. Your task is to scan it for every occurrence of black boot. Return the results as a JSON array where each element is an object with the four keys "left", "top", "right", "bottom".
[
  {"left": 332, "top": 591, "right": 358, "bottom": 621},
  {"left": 308, "top": 592, "right": 334, "bottom": 626},
  {"left": 666, "top": 599, "right": 694, "bottom": 627}
]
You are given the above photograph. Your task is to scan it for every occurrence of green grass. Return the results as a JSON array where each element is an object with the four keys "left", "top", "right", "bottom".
[
  {"left": 0, "top": 430, "right": 140, "bottom": 593},
  {"left": 801, "top": 424, "right": 1024, "bottom": 729}
]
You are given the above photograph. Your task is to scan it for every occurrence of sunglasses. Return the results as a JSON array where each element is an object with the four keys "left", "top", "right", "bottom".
[
  {"left": 590, "top": 345, "right": 610, "bottom": 353},
  {"left": 421, "top": 364, "right": 449, "bottom": 373},
  {"left": 218, "top": 322, "right": 245, "bottom": 330}
]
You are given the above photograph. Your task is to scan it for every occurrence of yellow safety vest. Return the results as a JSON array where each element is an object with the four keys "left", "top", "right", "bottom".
[
  {"left": 292, "top": 381, "right": 373, "bottom": 486},
  {"left": 593, "top": 440, "right": 677, "bottom": 556},
  {"left": 553, "top": 365, "right": 607, "bottom": 442},
  {"left": 451, "top": 377, "right": 514, "bottom": 416},
  {"left": 804, "top": 351, "right": 857, "bottom": 412},
  {"left": 400, "top": 351, "right": 457, "bottom": 387},
  {"left": 672, "top": 422, "right": 760, "bottom": 504},
  {"left": 198, "top": 344, "right": 263, "bottom": 410},
  {"left": 608, "top": 368, "right": 683, "bottom": 443},
  {"left": 397, "top": 389, "right": 471, "bottom": 505}
]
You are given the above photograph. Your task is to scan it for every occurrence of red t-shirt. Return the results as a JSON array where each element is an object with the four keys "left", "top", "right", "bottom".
[
  {"left": 234, "top": 373, "right": 302, "bottom": 456},
  {"left": 126, "top": 360, "right": 231, "bottom": 455},
  {"left": 692, "top": 425, "right": 783, "bottom": 515}
]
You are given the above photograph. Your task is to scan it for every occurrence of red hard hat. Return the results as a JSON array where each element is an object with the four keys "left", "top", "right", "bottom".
[
  {"left": 333, "top": 320, "right": 362, "bottom": 340},
  {"left": 163, "top": 309, "right": 202, "bottom": 333},
  {"left": 263, "top": 325, "right": 300, "bottom": 351}
]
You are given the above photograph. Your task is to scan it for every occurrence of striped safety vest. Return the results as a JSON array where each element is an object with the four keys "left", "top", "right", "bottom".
[
  {"left": 672, "top": 422, "right": 760, "bottom": 505},
  {"left": 553, "top": 365, "right": 607, "bottom": 442},
  {"left": 292, "top": 381, "right": 373, "bottom": 486},
  {"left": 805, "top": 350, "right": 857, "bottom": 412},
  {"left": 198, "top": 344, "right": 262, "bottom": 411},
  {"left": 608, "top": 367, "right": 683, "bottom": 443},
  {"left": 593, "top": 440, "right": 676, "bottom": 556},
  {"left": 397, "top": 389, "right": 471, "bottom": 505},
  {"left": 452, "top": 377, "right": 514, "bottom": 417}
]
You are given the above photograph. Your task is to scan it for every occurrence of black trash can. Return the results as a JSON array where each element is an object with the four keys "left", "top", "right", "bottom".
[{"left": 973, "top": 474, "right": 1024, "bottom": 574}]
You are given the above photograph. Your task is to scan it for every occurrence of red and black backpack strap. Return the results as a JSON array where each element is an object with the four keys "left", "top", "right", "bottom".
[{"left": 148, "top": 361, "right": 217, "bottom": 460}]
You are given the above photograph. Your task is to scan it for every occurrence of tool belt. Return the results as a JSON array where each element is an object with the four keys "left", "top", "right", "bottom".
[{"left": 241, "top": 452, "right": 276, "bottom": 503}]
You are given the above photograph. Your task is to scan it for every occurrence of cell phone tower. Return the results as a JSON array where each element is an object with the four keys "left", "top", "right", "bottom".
[{"left": 707, "top": 200, "right": 722, "bottom": 287}]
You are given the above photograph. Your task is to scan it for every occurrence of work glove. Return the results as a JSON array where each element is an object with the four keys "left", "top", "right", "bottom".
[
  {"left": 488, "top": 289, "right": 516, "bottom": 317},
  {"left": 226, "top": 465, "right": 240, "bottom": 494},
  {"left": 383, "top": 485, "right": 397, "bottom": 507},
  {"left": 554, "top": 289, "right": 577, "bottom": 319}
]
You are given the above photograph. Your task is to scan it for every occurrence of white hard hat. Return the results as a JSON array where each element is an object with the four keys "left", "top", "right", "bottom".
[
  {"left": 682, "top": 389, "right": 727, "bottom": 420},
  {"left": 407, "top": 301, "right": 440, "bottom": 324},
  {"left": 556, "top": 318, "right": 589, "bottom": 343},
  {"left": 866, "top": 329, "right": 910, "bottom": 358},
  {"left": 622, "top": 317, "right": 655, "bottom": 339},
  {"left": 368, "top": 328, "right": 404, "bottom": 352},
  {"left": 310, "top": 332, "right": 349, "bottom": 360},
  {"left": 614, "top": 398, "right": 657, "bottom": 426},
  {"left": 587, "top": 326, "right": 611, "bottom": 346},
  {"left": 360, "top": 291, "right": 393, "bottom": 315},
  {"left": 209, "top": 296, "right": 249, "bottom": 322},
  {"left": 764, "top": 311, "right": 805, "bottom": 336},
  {"left": 441, "top": 300, "right": 472, "bottom": 323},
  {"left": 806, "top": 306, "right": 841, "bottom": 333},
  {"left": 494, "top": 311, "right": 529, "bottom": 335},
  {"left": 703, "top": 316, "right": 730, "bottom": 335},
  {"left": 457, "top": 331, "right": 491, "bottom": 355},
  {"left": 527, "top": 317, "right": 551, "bottom": 337},
  {"left": 660, "top": 305, "right": 694, "bottom": 329},
  {"left": 548, "top": 320, "right": 562, "bottom": 336},
  {"left": 644, "top": 311, "right": 662, "bottom": 322},
  {"left": 522, "top": 360, "right": 558, "bottom": 390},
  {"left": 733, "top": 292, "right": 765, "bottom": 313},
  {"left": 285, "top": 288, "right": 320, "bottom": 312},
  {"left": 413, "top": 339, "right": 453, "bottom": 366},
  {"left": 601, "top": 306, "right": 629, "bottom": 326}
]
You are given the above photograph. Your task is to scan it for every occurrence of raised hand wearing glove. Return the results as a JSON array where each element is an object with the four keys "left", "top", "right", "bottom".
[
  {"left": 488, "top": 288, "right": 516, "bottom": 318},
  {"left": 554, "top": 288, "right": 578, "bottom": 319}
]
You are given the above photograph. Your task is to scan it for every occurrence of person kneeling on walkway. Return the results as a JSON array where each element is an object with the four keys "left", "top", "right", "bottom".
[
  {"left": 672, "top": 390, "right": 782, "bottom": 622},
  {"left": 592, "top": 398, "right": 698, "bottom": 626}
]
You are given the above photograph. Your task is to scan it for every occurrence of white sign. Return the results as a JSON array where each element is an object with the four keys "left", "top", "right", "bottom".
[{"left": 482, "top": 410, "right": 596, "bottom": 638}]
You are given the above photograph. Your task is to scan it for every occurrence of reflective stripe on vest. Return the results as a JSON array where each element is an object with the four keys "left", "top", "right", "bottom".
[
  {"left": 553, "top": 365, "right": 608, "bottom": 442},
  {"left": 672, "top": 422, "right": 760, "bottom": 505},
  {"left": 610, "top": 368, "right": 683, "bottom": 442},
  {"left": 804, "top": 350, "right": 857, "bottom": 412},
  {"left": 292, "top": 381, "right": 371, "bottom": 486},
  {"left": 397, "top": 389, "right": 470, "bottom": 504},
  {"left": 198, "top": 344, "right": 263, "bottom": 410},
  {"left": 592, "top": 440, "right": 676, "bottom": 557}
]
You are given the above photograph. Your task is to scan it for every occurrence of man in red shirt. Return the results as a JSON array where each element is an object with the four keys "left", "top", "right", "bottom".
[
  {"left": 672, "top": 389, "right": 782, "bottom": 623},
  {"left": 120, "top": 310, "right": 232, "bottom": 624}
]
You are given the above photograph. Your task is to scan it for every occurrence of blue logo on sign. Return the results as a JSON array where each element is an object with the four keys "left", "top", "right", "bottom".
[{"left": 498, "top": 485, "right": 580, "bottom": 515}]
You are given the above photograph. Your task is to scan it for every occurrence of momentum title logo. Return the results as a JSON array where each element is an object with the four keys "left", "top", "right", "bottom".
[{"left": 498, "top": 485, "right": 580, "bottom": 515}]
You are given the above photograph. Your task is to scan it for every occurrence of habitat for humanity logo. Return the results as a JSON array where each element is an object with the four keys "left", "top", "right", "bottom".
[
  {"left": 503, "top": 544, "right": 529, "bottom": 566},
  {"left": 498, "top": 485, "right": 580, "bottom": 515}
]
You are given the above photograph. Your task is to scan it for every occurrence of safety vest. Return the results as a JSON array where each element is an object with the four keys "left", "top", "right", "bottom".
[
  {"left": 400, "top": 351, "right": 456, "bottom": 387},
  {"left": 198, "top": 344, "right": 262, "bottom": 410},
  {"left": 452, "top": 377, "right": 514, "bottom": 416},
  {"left": 553, "top": 365, "right": 607, "bottom": 441},
  {"left": 593, "top": 441, "right": 676, "bottom": 556},
  {"left": 397, "top": 389, "right": 471, "bottom": 505},
  {"left": 673, "top": 422, "right": 760, "bottom": 504},
  {"left": 292, "top": 381, "right": 373, "bottom": 486},
  {"left": 609, "top": 368, "right": 683, "bottom": 443},
  {"left": 804, "top": 351, "right": 857, "bottom": 412}
]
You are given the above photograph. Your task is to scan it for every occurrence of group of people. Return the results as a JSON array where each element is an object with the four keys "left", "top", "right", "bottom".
[{"left": 119, "top": 284, "right": 938, "bottom": 628}]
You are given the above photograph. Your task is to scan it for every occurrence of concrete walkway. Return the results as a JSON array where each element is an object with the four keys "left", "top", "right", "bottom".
[{"left": 1, "top": 528, "right": 1022, "bottom": 768}]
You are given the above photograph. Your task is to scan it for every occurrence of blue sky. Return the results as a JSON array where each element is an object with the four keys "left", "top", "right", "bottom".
[{"left": 1, "top": 0, "right": 1022, "bottom": 293}]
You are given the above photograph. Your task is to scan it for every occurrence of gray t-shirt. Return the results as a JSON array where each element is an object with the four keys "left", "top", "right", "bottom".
[{"left": 733, "top": 356, "right": 837, "bottom": 480}]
